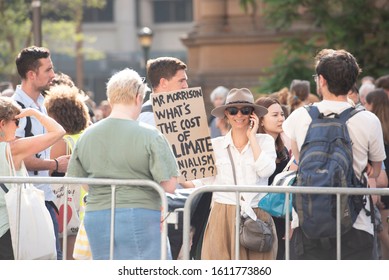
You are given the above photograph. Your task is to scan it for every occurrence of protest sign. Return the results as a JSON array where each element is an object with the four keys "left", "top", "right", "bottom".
[{"left": 152, "top": 87, "right": 216, "bottom": 182}]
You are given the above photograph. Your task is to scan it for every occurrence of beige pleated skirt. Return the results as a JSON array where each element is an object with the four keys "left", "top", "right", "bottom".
[{"left": 201, "top": 202, "right": 278, "bottom": 260}]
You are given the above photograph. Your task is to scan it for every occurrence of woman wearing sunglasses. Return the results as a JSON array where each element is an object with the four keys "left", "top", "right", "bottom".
[
  {"left": 186, "top": 88, "right": 278, "bottom": 260},
  {"left": 0, "top": 96, "right": 65, "bottom": 259}
]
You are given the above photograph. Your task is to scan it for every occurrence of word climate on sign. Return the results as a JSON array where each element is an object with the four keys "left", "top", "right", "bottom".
[{"left": 152, "top": 87, "right": 216, "bottom": 182}]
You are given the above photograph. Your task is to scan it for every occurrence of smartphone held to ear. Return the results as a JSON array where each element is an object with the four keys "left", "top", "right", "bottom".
[{"left": 249, "top": 120, "right": 253, "bottom": 129}]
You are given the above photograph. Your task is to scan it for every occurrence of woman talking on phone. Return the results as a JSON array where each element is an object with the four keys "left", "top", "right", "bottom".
[{"left": 184, "top": 88, "right": 277, "bottom": 260}]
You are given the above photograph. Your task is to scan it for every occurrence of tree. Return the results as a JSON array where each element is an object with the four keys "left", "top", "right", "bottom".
[
  {"left": 240, "top": 0, "right": 389, "bottom": 92},
  {"left": 0, "top": 0, "right": 32, "bottom": 84},
  {"left": 42, "top": 0, "right": 107, "bottom": 90},
  {"left": 0, "top": 0, "right": 106, "bottom": 89}
]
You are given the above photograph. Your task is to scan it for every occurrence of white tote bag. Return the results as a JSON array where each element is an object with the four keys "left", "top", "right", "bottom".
[
  {"left": 51, "top": 183, "right": 81, "bottom": 237},
  {"left": 51, "top": 135, "right": 82, "bottom": 237},
  {"left": 3, "top": 144, "right": 57, "bottom": 260}
]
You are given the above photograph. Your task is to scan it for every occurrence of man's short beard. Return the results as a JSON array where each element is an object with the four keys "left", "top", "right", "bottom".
[{"left": 37, "top": 84, "right": 51, "bottom": 92}]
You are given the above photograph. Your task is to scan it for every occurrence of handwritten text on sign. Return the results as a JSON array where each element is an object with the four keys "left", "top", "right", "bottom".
[{"left": 152, "top": 87, "right": 216, "bottom": 182}]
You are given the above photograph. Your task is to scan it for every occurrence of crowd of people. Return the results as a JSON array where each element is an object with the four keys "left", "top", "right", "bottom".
[{"left": 0, "top": 45, "right": 388, "bottom": 261}]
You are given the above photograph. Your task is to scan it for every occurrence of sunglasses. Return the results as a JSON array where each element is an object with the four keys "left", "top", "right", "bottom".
[
  {"left": 225, "top": 107, "right": 253, "bottom": 116},
  {"left": 13, "top": 119, "right": 19, "bottom": 126},
  {"left": 135, "top": 77, "right": 146, "bottom": 98}
]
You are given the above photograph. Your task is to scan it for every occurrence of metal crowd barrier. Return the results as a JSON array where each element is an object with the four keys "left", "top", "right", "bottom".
[
  {"left": 0, "top": 176, "right": 169, "bottom": 260},
  {"left": 182, "top": 185, "right": 389, "bottom": 260}
]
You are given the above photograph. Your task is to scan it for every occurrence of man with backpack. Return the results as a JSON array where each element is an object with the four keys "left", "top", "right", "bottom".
[
  {"left": 283, "top": 49, "right": 386, "bottom": 259},
  {"left": 13, "top": 46, "right": 70, "bottom": 259}
]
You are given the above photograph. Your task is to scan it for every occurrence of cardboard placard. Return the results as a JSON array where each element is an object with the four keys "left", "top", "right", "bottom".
[{"left": 152, "top": 87, "right": 216, "bottom": 182}]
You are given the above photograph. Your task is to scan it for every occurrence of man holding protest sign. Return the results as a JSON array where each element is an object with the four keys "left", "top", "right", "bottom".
[
  {"left": 137, "top": 56, "right": 191, "bottom": 259},
  {"left": 152, "top": 87, "right": 216, "bottom": 182},
  {"left": 151, "top": 83, "right": 218, "bottom": 258},
  {"left": 138, "top": 56, "right": 188, "bottom": 126}
]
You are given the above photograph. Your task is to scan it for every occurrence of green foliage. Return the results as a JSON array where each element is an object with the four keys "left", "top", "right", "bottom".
[
  {"left": 240, "top": 0, "right": 256, "bottom": 13},
  {"left": 41, "top": 0, "right": 106, "bottom": 59},
  {"left": 0, "top": 0, "right": 32, "bottom": 80},
  {"left": 257, "top": 34, "right": 321, "bottom": 93},
  {"left": 0, "top": 0, "right": 106, "bottom": 80},
  {"left": 241, "top": 0, "right": 389, "bottom": 91},
  {"left": 41, "top": 0, "right": 106, "bottom": 19},
  {"left": 42, "top": 19, "right": 104, "bottom": 60}
]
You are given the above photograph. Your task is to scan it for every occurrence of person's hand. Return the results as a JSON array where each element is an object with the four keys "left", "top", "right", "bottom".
[
  {"left": 55, "top": 155, "right": 71, "bottom": 173},
  {"left": 376, "top": 196, "right": 385, "bottom": 210},
  {"left": 15, "top": 108, "right": 41, "bottom": 119},
  {"left": 282, "top": 227, "right": 294, "bottom": 240},
  {"left": 247, "top": 112, "right": 259, "bottom": 138},
  {"left": 180, "top": 181, "right": 195, "bottom": 188},
  {"left": 365, "top": 162, "right": 374, "bottom": 177}
]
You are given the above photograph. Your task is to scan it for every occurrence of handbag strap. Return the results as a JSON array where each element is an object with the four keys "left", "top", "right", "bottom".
[
  {"left": 227, "top": 145, "right": 254, "bottom": 208},
  {"left": 0, "top": 183, "right": 8, "bottom": 193},
  {"left": 227, "top": 145, "right": 237, "bottom": 185},
  {"left": 64, "top": 135, "right": 76, "bottom": 155},
  {"left": 282, "top": 155, "right": 295, "bottom": 173},
  {"left": 6, "top": 143, "right": 17, "bottom": 177},
  {"left": 6, "top": 142, "right": 29, "bottom": 178}
]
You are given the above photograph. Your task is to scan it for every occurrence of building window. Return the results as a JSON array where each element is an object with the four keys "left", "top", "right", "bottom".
[
  {"left": 153, "top": 0, "right": 193, "bottom": 23},
  {"left": 83, "top": 0, "right": 114, "bottom": 23}
]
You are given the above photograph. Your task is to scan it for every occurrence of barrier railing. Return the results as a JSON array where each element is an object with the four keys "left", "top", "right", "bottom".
[
  {"left": 0, "top": 176, "right": 169, "bottom": 260},
  {"left": 182, "top": 185, "right": 389, "bottom": 260}
]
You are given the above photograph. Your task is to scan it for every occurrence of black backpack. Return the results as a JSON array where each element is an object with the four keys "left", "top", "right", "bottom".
[
  {"left": 16, "top": 101, "right": 40, "bottom": 175},
  {"left": 15, "top": 101, "right": 34, "bottom": 137},
  {"left": 293, "top": 105, "right": 368, "bottom": 239}
]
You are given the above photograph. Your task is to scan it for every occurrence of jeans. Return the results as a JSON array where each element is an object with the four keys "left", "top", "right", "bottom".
[
  {"left": 45, "top": 201, "right": 62, "bottom": 260},
  {"left": 84, "top": 208, "right": 171, "bottom": 260}
]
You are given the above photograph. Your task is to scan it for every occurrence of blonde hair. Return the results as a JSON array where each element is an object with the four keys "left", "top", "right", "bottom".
[{"left": 106, "top": 68, "right": 145, "bottom": 104}]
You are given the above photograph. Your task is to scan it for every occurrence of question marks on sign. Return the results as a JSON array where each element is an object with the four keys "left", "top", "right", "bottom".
[
  {"left": 191, "top": 168, "right": 197, "bottom": 178},
  {"left": 182, "top": 166, "right": 215, "bottom": 180},
  {"left": 181, "top": 170, "right": 187, "bottom": 181},
  {"left": 208, "top": 165, "right": 215, "bottom": 176},
  {"left": 200, "top": 167, "right": 206, "bottom": 178}
]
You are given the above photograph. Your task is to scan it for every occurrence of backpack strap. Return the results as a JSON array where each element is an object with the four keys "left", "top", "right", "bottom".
[
  {"left": 15, "top": 101, "right": 34, "bottom": 137},
  {"left": 337, "top": 105, "right": 365, "bottom": 123},
  {"left": 141, "top": 104, "right": 153, "bottom": 113},
  {"left": 0, "top": 183, "right": 8, "bottom": 193},
  {"left": 369, "top": 195, "right": 375, "bottom": 225},
  {"left": 349, "top": 105, "right": 365, "bottom": 117},
  {"left": 304, "top": 105, "right": 321, "bottom": 120},
  {"left": 16, "top": 101, "right": 39, "bottom": 175},
  {"left": 341, "top": 106, "right": 374, "bottom": 224},
  {"left": 306, "top": 105, "right": 363, "bottom": 123},
  {"left": 338, "top": 107, "right": 355, "bottom": 123}
]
